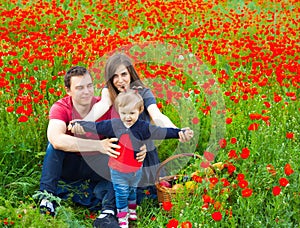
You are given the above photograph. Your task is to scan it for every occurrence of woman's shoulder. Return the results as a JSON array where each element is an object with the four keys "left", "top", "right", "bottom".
[{"left": 132, "top": 86, "right": 153, "bottom": 98}]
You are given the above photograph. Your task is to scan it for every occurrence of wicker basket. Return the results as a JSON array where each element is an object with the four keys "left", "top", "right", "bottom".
[{"left": 155, "top": 153, "right": 203, "bottom": 203}]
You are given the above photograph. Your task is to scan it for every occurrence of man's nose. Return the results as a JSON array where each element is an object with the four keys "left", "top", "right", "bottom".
[{"left": 83, "top": 86, "right": 90, "bottom": 93}]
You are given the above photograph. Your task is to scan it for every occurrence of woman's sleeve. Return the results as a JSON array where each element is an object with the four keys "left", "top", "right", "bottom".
[{"left": 141, "top": 88, "right": 156, "bottom": 109}]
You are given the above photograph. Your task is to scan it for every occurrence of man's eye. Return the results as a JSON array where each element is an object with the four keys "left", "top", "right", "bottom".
[{"left": 87, "top": 84, "right": 93, "bottom": 88}]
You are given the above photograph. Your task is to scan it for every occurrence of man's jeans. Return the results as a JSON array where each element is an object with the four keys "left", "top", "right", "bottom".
[
  {"left": 39, "top": 143, "right": 115, "bottom": 211},
  {"left": 110, "top": 168, "right": 142, "bottom": 210}
]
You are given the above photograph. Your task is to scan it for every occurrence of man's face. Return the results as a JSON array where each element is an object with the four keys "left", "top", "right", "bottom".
[{"left": 66, "top": 73, "right": 94, "bottom": 107}]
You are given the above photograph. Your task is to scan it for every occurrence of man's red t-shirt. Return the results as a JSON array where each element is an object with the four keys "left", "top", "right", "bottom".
[{"left": 49, "top": 95, "right": 112, "bottom": 153}]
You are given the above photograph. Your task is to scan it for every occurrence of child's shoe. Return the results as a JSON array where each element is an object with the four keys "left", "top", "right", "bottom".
[
  {"left": 117, "top": 211, "right": 129, "bottom": 228},
  {"left": 128, "top": 204, "right": 137, "bottom": 221}
]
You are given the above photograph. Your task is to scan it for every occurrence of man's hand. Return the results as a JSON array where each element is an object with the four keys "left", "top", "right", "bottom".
[
  {"left": 99, "top": 138, "right": 121, "bottom": 158},
  {"left": 136, "top": 144, "right": 147, "bottom": 162},
  {"left": 179, "top": 127, "right": 194, "bottom": 143}
]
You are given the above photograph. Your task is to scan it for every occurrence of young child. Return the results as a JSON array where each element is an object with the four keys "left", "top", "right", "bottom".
[{"left": 74, "top": 89, "right": 193, "bottom": 228}]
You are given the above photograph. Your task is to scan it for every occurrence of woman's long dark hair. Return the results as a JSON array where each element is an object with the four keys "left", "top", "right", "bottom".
[{"left": 105, "top": 53, "right": 145, "bottom": 103}]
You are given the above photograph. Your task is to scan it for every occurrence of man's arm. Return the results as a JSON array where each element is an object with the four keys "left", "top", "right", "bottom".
[{"left": 47, "top": 119, "right": 120, "bottom": 158}]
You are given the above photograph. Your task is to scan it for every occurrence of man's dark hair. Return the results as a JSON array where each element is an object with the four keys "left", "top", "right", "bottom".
[{"left": 64, "top": 66, "right": 90, "bottom": 89}]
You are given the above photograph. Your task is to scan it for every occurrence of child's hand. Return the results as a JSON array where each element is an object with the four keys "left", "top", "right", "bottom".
[
  {"left": 67, "top": 120, "right": 86, "bottom": 135},
  {"left": 179, "top": 127, "right": 194, "bottom": 142}
]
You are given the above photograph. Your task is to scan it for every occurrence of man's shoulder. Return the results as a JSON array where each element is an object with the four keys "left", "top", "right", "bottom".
[
  {"left": 53, "top": 96, "right": 100, "bottom": 107},
  {"left": 53, "top": 95, "right": 71, "bottom": 107}
]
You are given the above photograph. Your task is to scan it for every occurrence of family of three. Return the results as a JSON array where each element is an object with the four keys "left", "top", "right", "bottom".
[{"left": 38, "top": 53, "right": 194, "bottom": 228}]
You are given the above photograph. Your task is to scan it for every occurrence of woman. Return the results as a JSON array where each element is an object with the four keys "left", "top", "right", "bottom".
[{"left": 75, "top": 53, "right": 193, "bottom": 203}]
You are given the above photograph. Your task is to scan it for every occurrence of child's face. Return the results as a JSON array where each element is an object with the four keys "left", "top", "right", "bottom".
[{"left": 118, "top": 106, "right": 139, "bottom": 128}]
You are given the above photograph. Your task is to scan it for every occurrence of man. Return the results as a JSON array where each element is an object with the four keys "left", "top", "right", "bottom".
[{"left": 38, "top": 66, "right": 146, "bottom": 228}]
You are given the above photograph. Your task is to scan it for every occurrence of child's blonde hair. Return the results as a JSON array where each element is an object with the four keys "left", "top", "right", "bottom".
[{"left": 114, "top": 89, "right": 144, "bottom": 114}]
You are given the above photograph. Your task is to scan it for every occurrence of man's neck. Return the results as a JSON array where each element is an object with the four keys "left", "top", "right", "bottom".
[{"left": 72, "top": 103, "right": 91, "bottom": 119}]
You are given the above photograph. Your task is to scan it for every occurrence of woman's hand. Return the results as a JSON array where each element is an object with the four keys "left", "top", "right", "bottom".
[
  {"left": 179, "top": 127, "right": 194, "bottom": 142},
  {"left": 136, "top": 144, "right": 147, "bottom": 162}
]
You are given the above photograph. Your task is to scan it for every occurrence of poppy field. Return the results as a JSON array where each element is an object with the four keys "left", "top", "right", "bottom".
[{"left": 0, "top": 0, "right": 299, "bottom": 227}]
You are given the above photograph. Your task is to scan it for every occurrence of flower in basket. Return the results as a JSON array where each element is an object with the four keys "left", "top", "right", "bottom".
[
  {"left": 159, "top": 180, "right": 172, "bottom": 188},
  {"left": 172, "top": 183, "right": 184, "bottom": 192}
]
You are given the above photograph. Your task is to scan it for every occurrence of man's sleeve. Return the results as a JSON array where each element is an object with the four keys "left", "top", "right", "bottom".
[{"left": 49, "top": 102, "right": 70, "bottom": 123}]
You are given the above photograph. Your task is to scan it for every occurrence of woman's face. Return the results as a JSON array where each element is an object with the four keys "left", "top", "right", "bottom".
[{"left": 112, "top": 64, "right": 131, "bottom": 92}]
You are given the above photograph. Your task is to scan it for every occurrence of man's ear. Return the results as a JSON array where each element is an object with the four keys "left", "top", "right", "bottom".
[{"left": 65, "top": 87, "right": 71, "bottom": 95}]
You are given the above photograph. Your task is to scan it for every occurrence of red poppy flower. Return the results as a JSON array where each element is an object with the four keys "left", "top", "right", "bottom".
[
  {"left": 272, "top": 186, "right": 281, "bottom": 196},
  {"left": 157, "top": 102, "right": 163, "bottom": 109},
  {"left": 192, "top": 175, "right": 203, "bottom": 183},
  {"left": 230, "top": 137, "right": 237, "bottom": 144},
  {"left": 286, "top": 132, "right": 294, "bottom": 139},
  {"left": 181, "top": 221, "right": 192, "bottom": 228},
  {"left": 226, "top": 117, "right": 232, "bottom": 124},
  {"left": 238, "top": 180, "right": 248, "bottom": 189},
  {"left": 211, "top": 211, "right": 222, "bottom": 221},
  {"left": 219, "top": 138, "right": 227, "bottom": 148},
  {"left": 204, "top": 151, "right": 215, "bottom": 161},
  {"left": 279, "top": 178, "right": 289, "bottom": 187},
  {"left": 202, "top": 202, "right": 209, "bottom": 210},
  {"left": 6, "top": 106, "right": 14, "bottom": 112},
  {"left": 248, "top": 123, "right": 259, "bottom": 131},
  {"left": 237, "top": 173, "right": 245, "bottom": 181},
  {"left": 284, "top": 164, "right": 294, "bottom": 176},
  {"left": 227, "top": 164, "right": 236, "bottom": 175},
  {"left": 249, "top": 113, "right": 261, "bottom": 120},
  {"left": 228, "top": 150, "right": 238, "bottom": 159},
  {"left": 162, "top": 201, "right": 173, "bottom": 211},
  {"left": 220, "top": 178, "right": 230, "bottom": 187},
  {"left": 192, "top": 117, "right": 199, "bottom": 124},
  {"left": 200, "top": 161, "right": 211, "bottom": 168},
  {"left": 209, "top": 177, "right": 219, "bottom": 185},
  {"left": 167, "top": 218, "right": 179, "bottom": 228},
  {"left": 202, "top": 194, "right": 211, "bottom": 203},
  {"left": 241, "top": 188, "right": 253, "bottom": 198},
  {"left": 18, "top": 115, "right": 28, "bottom": 122},
  {"left": 273, "top": 93, "right": 282, "bottom": 103},
  {"left": 264, "top": 102, "right": 271, "bottom": 108},
  {"left": 240, "top": 147, "right": 250, "bottom": 159}
]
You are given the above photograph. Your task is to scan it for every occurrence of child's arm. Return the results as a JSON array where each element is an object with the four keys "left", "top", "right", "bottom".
[
  {"left": 74, "top": 120, "right": 116, "bottom": 138},
  {"left": 147, "top": 123, "right": 193, "bottom": 141},
  {"left": 84, "top": 88, "right": 112, "bottom": 121}
]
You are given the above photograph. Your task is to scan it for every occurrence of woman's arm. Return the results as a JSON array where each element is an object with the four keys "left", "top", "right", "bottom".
[
  {"left": 84, "top": 88, "right": 112, "bottom": 121},
  {"left": 69, "top": 88, "right": 112, "bottom": 134},
  {"left": 147, "top": 104, "right": 176, "bottom": 128}
]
